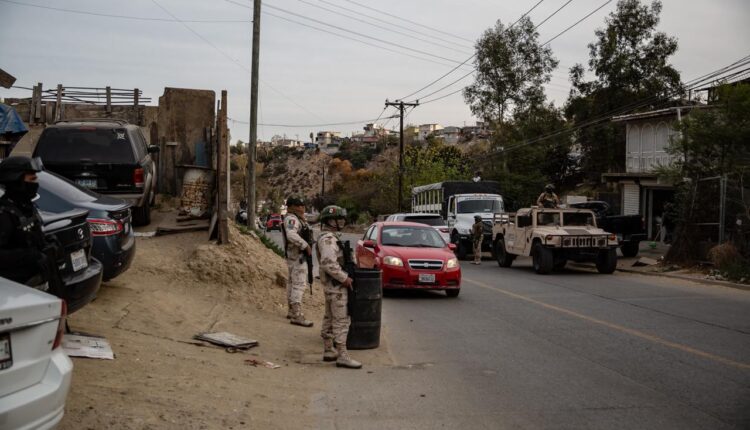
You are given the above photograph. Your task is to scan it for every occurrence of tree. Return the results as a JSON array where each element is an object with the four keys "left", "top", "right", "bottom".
[
  {"left": 566, "top": 0, "right": 681, "bottom": 179},
  {"left": 464, "top": 16, "right": 558, "bottom": 123}
]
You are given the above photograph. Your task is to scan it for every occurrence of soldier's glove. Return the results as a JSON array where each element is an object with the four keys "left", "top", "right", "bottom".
[{"left": 341, "top": 277, "right": 354, "bottom": 289}]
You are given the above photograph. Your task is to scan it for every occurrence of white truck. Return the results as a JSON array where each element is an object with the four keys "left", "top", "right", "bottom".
[{"left": 411, "top": 181, "right": 504, "bottom": 260}]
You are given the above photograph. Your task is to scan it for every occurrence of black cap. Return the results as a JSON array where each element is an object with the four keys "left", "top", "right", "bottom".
[
  {"left": 0, "top": 156, "right": 44, "bottom": 183},
  {"left": 286, "top": 196, "right": 305, "bottom": 207}
]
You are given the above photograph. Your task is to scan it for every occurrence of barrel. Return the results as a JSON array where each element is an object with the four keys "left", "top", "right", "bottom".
[{"left": 346, "top": 268, "right": 382, "bottom": 350}]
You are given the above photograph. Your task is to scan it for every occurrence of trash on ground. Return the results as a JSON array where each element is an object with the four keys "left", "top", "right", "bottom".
[
  {"left": 134, "top": 231, "right": 157, "bottom": 237},
  {"left": 632, "top": 257, "right": 659, "bottom": 267},
  {"left": 245, "top": 358, "right": 281, "bottom": 369},
  {"left": 63, "top": 334, "right": 115, "bottom": 360},
  {"left": 194, "top": 331, "right": 259, "bottom": 352}
]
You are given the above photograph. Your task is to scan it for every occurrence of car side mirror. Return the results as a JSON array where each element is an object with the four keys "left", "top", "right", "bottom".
[
  {"left": 147, "top": 145, "right": 160, "bottom": 154},
  {"left": 363, "top": 239, "right": 376, "bottom": 249},
  {"left": 448, "top": 243, "right": 457, "bottom": 251}
]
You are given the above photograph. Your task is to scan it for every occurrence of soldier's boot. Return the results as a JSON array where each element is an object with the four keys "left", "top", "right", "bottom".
[
  {"left": 335, "top": 343, "right": 362, "bottom": 369},
  {"left": 286, "top": 302, "right": 293, "bottom": 319},
  {"left": 322, "top": 339, "right": 338, "bottom": 362},
  {"left": 289, "top": 303, "right": 314, "bottom": 327}
]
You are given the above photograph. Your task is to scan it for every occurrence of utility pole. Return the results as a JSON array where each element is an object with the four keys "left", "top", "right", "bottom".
[
  {"left": 247, "top": 0, "right": 261, "bottom": 230},
  {"left": 385, "top": 99, "right": 419, "bottom": 211}
]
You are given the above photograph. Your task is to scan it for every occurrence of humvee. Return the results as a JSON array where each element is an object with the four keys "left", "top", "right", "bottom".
[{"left": 492, "top": 207, "right": 619, "bottom": 274}]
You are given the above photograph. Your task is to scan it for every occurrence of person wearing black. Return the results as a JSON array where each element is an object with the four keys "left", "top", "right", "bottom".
[{"left": 0, "top": 156, "right": 58, "bottom": 289}]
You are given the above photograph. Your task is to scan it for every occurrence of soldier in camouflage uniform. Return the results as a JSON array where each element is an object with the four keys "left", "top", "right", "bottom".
[
  {"left": 316, "top": 205, "right": 362, "bottom": 369},
  {"left": 282, "top": 196, "right": 314, "bottom": 327}
]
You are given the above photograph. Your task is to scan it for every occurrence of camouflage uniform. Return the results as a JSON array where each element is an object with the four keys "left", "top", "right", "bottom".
[
  {"left": 282, "top": 213, "right": 312, "bottom": 326},
  {"left": 471, "top": 218, "right": 484, "bottom": 264},
  {"left": 316, "top": 231, "right": 350, "bottom": 346},
  {"left": 536, "top": 192, "right": 560, "bottom": 208}
]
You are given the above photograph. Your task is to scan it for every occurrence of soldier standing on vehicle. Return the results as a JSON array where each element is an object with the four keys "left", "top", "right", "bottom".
[
  {"left": 316, "top": 205, "right": 361, "bottom": 369},
  {"left": 471, "top": 215, "right": 484, "bottom": 265},
  {"left": 537, "top": 184, "right": 560, "bottom": 208},
  {"left": 281, "top": 196, "right": 314, "bottom": 327},
  {"left": 0, "top": 156, "right": 58, "bottom": 288}
]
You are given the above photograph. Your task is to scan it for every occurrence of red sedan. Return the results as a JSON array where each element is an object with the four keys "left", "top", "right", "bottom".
[
  {"left": 266, "top": 214, "right": 282, "bottom": 231},
  {"left": 356, "top": 222, "right": 461, "bottom": 297}
]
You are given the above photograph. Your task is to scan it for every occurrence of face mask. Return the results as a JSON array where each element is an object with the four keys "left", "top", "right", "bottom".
[{"left": 5, "top": 181, "right": 39, "bottom": 202}]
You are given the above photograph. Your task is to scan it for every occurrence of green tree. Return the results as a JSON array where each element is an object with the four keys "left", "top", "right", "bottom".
[
  {"left": 464, "top": 16, "right": 558, "bottom": 123},
  {"left": 566, "top": 0, "right": 681, "bottom": 179}
]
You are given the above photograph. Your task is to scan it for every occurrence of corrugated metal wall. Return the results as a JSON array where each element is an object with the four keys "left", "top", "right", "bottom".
[{"left": 623, "top": 183, "right": 640, "bottom": 215}]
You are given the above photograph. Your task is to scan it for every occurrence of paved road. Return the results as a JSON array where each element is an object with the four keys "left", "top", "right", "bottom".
[{"left": 264, "top": 229, "right": 750, "bottom": 428}]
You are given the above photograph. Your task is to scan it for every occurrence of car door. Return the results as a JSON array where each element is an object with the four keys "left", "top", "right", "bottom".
[{"left": 357, "top": 225, "right": 379, "bottom": 268}]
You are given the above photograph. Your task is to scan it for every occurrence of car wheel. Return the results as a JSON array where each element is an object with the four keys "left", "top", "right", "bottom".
[
  {"left": 445, "top": 289, "right": 460, "bottom": 298},
  {"left": 494, "top": 237, "right": 514, "bottom": 267},
  {"left": 532, "top": 243, "right": 553, "bottom": 274},
  {"left": 620, "top": 241, "right": 639, "bottom": 258},
  {"left": 596, "top": 249, "right": 618, "bottom": 274},
  {"left": 451, "top": 232, "right": 469, "bottom": 260}
]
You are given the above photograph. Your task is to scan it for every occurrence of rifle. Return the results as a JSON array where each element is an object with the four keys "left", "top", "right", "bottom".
[
  {"left": 301, "top": 225, "right": 314, "bottom": 295},
  {"left": 340, "top": 240, "right": 356, "bottom": 315}
]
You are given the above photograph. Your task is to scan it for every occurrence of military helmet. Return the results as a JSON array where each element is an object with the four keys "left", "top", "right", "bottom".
[
  {"left": 319, "top": 205, "right": 347, "bottom": 224},
  {"left": 474, "top": 215, "right": 482, "bottom": 221},
  {"left": 545, "top": 183, "right": 555, "bottom": 192},
  {"left": 286, "top": 196, "right": 305, "bottom": 207},
  {"left": 0, "top": 156, "right": 44, "bottom": 184}
]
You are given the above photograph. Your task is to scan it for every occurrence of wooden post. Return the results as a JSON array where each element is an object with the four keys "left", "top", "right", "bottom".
[
  {"left": 134, "top": 88, "right": 139, "bottom": 106},
  {"left": 106, "top": 86, "right": 112, "bottom": 113},
  {"left": 32, "top": 83, "right": 43, "bottom": 124},
  {"left": 55, "top": 84, "right": 63, "bottom": 122},
  {"left": 217, "top": 90, "right": 230, "bottom": 244}
]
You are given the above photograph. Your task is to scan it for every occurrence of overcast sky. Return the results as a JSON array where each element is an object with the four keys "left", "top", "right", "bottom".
[{"left": 1, "top": 0, "right": 748, "bottom": 143}]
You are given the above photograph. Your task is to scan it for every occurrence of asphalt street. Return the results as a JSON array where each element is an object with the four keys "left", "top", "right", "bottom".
[{"left": 266, "top": 229, "right": 750, "bottom": 429}]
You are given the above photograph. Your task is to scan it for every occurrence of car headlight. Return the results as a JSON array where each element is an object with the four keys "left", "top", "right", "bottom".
[
  {"left": 383, "top": 256, "right": 403, "bottom": 267},
  {"left": 446, "top": 258, "right": 458, "bottom": 269}
]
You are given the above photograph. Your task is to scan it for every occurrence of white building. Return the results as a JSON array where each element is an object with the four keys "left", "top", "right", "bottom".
[{"left": 417, "top": 124, "right": 443, "bottom": 141}]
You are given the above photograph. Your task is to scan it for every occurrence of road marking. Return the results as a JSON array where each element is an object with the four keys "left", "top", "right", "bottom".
[{"left": 464, "top": 277, "right": 750, "bottom": 371}]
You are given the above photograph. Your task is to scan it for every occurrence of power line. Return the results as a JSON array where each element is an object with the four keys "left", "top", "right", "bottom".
[
  {"left": 533, "top": 0, "right": 574, "bottom": 29},
  {"left": 339, "top": 0, "right": 474, "bottom": 44},
  {"left": 0, "top": 0, "right": 249, "bottom": 22},
  {"left": 295, "top": 0, "right": 471, "bottom": 55},
  {"left": 540, "top": 0, "right": 612, "bottom": 46},
  {"left": 228, "top": 115, "right": 399, "bottom": 127}
]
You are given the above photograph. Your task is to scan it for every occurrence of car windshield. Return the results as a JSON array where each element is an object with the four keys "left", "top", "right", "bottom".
[
  {"left": 563, "top": 212, "right": 595, "bottom": 227},
  {"left": 36, "top": 127, "right": 135, "bottom": 164},
  {"left": 537, "top": 212, "right": 561, "bottom": 226},
  {"left": 402, "top": 215, "right": 443, "bottom": 226},
  {"left": 457, "top": 198, "right": 503, "bottom": 213},
  {"left": 34, "top": 171, "right": 98, "bottom": 212},
  {"left": 381, "top": 226, "right": 446, "bottom": 248}
]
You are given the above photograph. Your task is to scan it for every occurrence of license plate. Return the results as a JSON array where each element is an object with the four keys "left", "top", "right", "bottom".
[
  {"left": 0, "top": 333, "right": 12, "bottom": 370},
  {"left": 418, "top": 273, "right": 435, "bottom": 283},
  {"left": 76, "top": 178, "right": 97, "bottom": 188},
  {"left": 71, "top": 249, "right": 88, "bottom": 272}
]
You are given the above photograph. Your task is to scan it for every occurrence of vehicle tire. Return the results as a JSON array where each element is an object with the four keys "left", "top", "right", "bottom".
[
  {"left": 445, "top": 289, "right": 460, "bottom": 298},
  {"left": 554, "top": 259, "right": 567, "bottom": 270},
  {"left": 620, "top": 241, "right": 640, "bottom": 258},
  {"left": 532, "top": 243, "right": 553, "bottom": 275},
  {"left": 596, "top": 249, "right": 618, "bottom": 274},
  {"left": 133, "top": 203, "right": 151, "bottom": 226},
  {"left": 494, "top": 237, "right": 514, "bottom": 267},
  {"left": 451, "top": 233, "right": 469, "bottom": 260}
]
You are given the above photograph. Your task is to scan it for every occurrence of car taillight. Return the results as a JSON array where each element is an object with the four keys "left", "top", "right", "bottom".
[
  {"left": 439, "top": 228, "right": 449, "bottom": 233},
  {"left": 52, "top": 300, "right": 67, "bottom": 350},
  {"left": 133, "top": 168, "right": 144, "bottom": 188},
  {"left": 88, "top": 218, "right": 124, "bottom": 236}
]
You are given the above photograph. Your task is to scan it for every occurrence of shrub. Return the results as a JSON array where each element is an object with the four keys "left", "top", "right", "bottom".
[{"left": 708, "top": 243, "right": 750, "bottom": 282}]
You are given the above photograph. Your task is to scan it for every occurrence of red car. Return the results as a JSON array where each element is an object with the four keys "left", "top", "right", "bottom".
[
  {"left": 356, "top": 222, "right": 461, "bottom": 297},
  {"left": 266, "top": 214, "right": 282, "bottom": 231}
]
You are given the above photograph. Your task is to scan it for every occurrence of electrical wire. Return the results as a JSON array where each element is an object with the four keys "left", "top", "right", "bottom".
[
  {"left": 0, "top": 0, "right": 249, "bottom": 22},
  {"left": 228, "top": 115, "right": 399, "bottom": 127}
]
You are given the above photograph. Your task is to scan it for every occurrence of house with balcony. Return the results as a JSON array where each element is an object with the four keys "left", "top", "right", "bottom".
[
  {"left": 435, "top": 126, "right": 461, "bottom": 145},
  {"left": 603, "top": 105, "right": 702, "bottom": 239},
  {"left": 417, "top": 123, "right": 443, "bottom": 141}
]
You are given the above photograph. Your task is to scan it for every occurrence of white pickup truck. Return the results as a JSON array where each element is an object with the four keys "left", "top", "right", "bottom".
[
  {"left": 492, "top": 207, "right": 619, "bottom": 274},
  {"left": 412, "top": 181, "right": 503, "bottom": 260}
]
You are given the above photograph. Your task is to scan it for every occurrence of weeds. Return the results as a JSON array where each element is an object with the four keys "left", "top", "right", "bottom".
[{"left": 236, "top": 223, "right": 286, "bottom": 258}]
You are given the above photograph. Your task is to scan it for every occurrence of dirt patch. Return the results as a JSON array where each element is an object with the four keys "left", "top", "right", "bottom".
[{"left": 60, "top": 215, "right": 331, "bottom": 429}]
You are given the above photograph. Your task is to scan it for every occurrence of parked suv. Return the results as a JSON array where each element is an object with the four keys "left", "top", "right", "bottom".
[{"left": 33, "top": 119, "right": 158, "bottom": 226}]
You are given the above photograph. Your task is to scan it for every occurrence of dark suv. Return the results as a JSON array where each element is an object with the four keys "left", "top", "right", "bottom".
[{"left": 33, "top": 119, "right": 158, "bottom": 225}]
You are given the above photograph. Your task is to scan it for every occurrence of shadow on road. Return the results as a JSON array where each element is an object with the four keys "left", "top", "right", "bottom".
[{"left": 383, "top": 289, "right": 451, "bottom": 300}]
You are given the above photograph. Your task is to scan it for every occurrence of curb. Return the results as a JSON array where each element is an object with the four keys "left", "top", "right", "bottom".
[{"left": 568, "top": 263, "right": 750, "bottom": 291}]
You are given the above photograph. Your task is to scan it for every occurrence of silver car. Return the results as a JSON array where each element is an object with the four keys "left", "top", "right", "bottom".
[{"left": 385, "top": 213, "right": 450, "bottom": 243}]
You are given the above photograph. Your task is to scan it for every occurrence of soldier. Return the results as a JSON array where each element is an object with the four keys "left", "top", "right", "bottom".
[
  {"left": 0, "top": 156, "right": 58, "bottom": 288},
  {"left": 471, "top": 215, "right": 484, "bottom": 265},
  {"left": 316, "top": 205, "right": 361, "bottom": 369},
  {"left": 281, "top": 196, "right": 314, "bottom": 327},
  {"left": 536, "top": 184, "right": 560, "bottom": 208}
]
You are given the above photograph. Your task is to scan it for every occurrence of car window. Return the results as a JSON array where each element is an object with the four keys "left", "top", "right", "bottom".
[
  {"left": 457, "top": 199, "right": 503, "bottom": 213},
  {"left": 563, "top": 212, "right": 595, "bottom": 227},
  {"left": 537, "top": 212, "right": 561, "bottom": 226},
  {"left": 368, "top": 226, "right": 379, "bottom": 242},
  {"left": 132, "top": 129, "right": 147, "bottom": 161},
  {"left": 381, "top": 226, "right": 445, "bottom": 248},
  {"left": 363, "top": 226, "right": 374, "bottom": 240},
  {"left": 403, "top": 215, "right": 443, "bottom": 226},
  {"left": 36, "top": 127, "right": 136, "bottom": 164}
]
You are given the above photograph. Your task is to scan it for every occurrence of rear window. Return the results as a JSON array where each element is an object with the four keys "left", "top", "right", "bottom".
[
  {"left": 403, "top": 215, "right": 443, "bottom": 226},
  {"left": 36, "top": 127, "right": 136, "bottom": 164}
]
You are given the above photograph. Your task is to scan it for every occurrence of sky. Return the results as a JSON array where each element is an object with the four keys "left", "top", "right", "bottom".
[{"left": 1, "top": 0, "right": 749, "bottom": 144}]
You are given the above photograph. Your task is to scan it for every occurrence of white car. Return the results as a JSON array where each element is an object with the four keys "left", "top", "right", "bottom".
[
  {"left": 0, "top": 277, "right": 73, "bottom": 430},
  {"left": 385, "top": 213, "right": 450, "bottom": 243}
]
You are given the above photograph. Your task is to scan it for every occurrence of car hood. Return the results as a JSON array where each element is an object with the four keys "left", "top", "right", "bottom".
[
  {"left": 537, "top": 226, "right": 609, "bottom": 235},
  {"left": 379, "top": 245, "right": 454, "bottom": 262}
]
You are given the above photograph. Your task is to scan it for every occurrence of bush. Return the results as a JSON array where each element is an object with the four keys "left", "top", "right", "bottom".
[{"left": 708, "top": 243, "right": 750, "bottom": 282}]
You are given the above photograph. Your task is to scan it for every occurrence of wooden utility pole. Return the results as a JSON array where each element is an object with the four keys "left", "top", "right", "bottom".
[
  {"left": 217, "top": 90, "right": 230, "bottom": 244},
  {"left": 385, "top": 99, "right": 419, "bottom": 211},
  {"left": 247, "top": 0, "right": 262, "bottom": 230}
]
